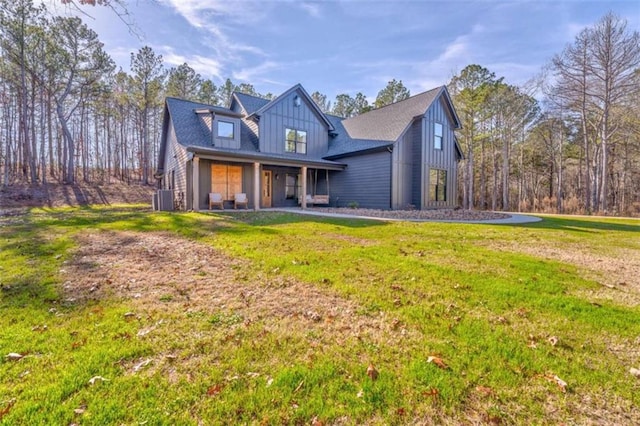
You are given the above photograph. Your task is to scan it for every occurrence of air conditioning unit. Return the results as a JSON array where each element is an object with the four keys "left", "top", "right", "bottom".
[{"left": 156, "top": 190, "right": 174, "bottom": 211}]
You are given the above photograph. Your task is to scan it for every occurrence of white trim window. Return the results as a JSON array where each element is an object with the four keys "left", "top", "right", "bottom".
[{"left": 434, "top": 122, "right": 443, "bottom": 150}]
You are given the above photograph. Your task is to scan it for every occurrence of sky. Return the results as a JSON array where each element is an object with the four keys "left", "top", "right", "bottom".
[{"left": 63, "top": 0, "right": 640, "bottom": 104}]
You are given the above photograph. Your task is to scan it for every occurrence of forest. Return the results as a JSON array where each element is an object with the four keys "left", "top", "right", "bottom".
[{"left": 0, "top": 1, "right": 639, "bottom": 215}]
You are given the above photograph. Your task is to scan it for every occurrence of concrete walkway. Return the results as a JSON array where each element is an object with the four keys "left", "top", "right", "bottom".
[{"left": 267, "top": 208, "right": 542, "bottom": 225}]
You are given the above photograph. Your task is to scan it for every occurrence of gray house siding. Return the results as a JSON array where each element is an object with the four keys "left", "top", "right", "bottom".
[
  {"left": 391, "top": 128, "right": 414, "bottom": 209},
  {"left": 329, "top": 151, "right": 391, "bottom": 209},
  {"left": 258, "top": 89, "right": 329, "bottom": 157},
  {"left": 162, "top": 119, "right": 188, "bottom": 207},
  {"left": 411, "top": 120, "right": 423, "bottom": 207},
  {"left": 422, "top": 97, "right": 458, "bottom": 208}
]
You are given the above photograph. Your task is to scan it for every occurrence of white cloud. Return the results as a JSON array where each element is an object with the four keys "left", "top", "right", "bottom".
[
  {"left": 233, "top": 61, "right": 282, "bottom": 82},
  {"left": 299, "top": 2, "right": 322, "bottom": 18},
  {"left": 160, "top": 46, "right": 223, "bottom": 80}
]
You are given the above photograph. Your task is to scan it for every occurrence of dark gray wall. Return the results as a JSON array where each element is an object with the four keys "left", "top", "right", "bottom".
[
  {"left": 422, "top": 97, "right": 459, "bottom": 208},
  {"left": 258, "top": 89, "right": 329, "bottom": 157},
  {"left": 411, "top": 119, "right": 423, "bottom": 207},
  {"left": 162, "top": 119, "right": 188, "bottom": 209},
  {"left": 329, "top": 150, "right": 392, "bottom": 210},
  {"left": 198, "top": 114, "right": 242, "bottom": 149},
  {"left": 391, "top": 124, "right": 415, "bottom": 209}
]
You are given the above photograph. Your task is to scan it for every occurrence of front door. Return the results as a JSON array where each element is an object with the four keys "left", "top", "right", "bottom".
[{"left": 261, "top": 170, "right": 272, "bottom": 208}]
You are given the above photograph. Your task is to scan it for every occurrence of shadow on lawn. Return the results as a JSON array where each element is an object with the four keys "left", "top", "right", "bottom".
[{"left": 515, "top": 216, "right": 640, "bottom": 233}]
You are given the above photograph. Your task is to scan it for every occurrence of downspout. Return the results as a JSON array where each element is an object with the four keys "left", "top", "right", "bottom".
[{"left": 388, "top": 146, "right": 394, "bottom": 210}]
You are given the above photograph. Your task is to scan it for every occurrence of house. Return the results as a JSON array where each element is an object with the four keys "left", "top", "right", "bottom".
[{"left": 155, "top": 83, "right": 462, "bottom": 211}]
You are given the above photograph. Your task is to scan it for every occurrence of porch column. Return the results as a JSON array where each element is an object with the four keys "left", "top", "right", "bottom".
[
  {"left": 253, "top": 162, "right": 260, "bottom": 211},
  {"left": 301, "top": 165, "right": 307, "bottom": 209},
  {"left": 192, "top": 156, "right": 200, "bottom": 211}
]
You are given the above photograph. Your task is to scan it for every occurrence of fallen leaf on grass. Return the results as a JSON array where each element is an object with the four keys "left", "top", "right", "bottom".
[
  {"left": 356, "top": 389, "right": 364, "bottom": 398},
  {"left": 542, "top": 374, "right": 567, "bottom": 393},
  {"left": 422, "top": 388, "right": 439, "bottom": 397},
  {"left": 0, "top": 399, "right": 16, "bottom": 420},
  {"left": 630, "top": 367, "right": 640, "bottom": 378},
  {"left": 88, "top": 376, "right": 109, "bottom": 385},
  {"left": 5, "top": 353, "right": 24, "bottom": 361},
  {"left": 366, "top": 364, "right": 379, "bottom": 380},
  {"left": 311, "top": 416, "right": 324, "bottom": 426},
  {"left": 427, "top": 356, "right": 448, "bottom": 369},
  {"left": 548, "top": 336, "right": 559, "bottom": 346},
  {"left": 132, "top": 358, "right": 152, "bottom": 373},
  {"left": 207, "top": 384, "right": 223, "bottom": 396},
  {"left": 475, "top": 385, "right": 494, "bottom": 396}
]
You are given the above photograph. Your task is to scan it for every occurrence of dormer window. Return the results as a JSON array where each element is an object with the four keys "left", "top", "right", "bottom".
[
  {"left": 217, "top": 121, "right": 234, "bottom": 139},
  {"left": 285, "top": 128, "right": 307, "bottom": 154}
]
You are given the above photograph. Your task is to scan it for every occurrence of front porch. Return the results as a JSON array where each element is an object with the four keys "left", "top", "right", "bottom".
[{"left": 187, "top": 153, "right": 343, "bottom": 211}]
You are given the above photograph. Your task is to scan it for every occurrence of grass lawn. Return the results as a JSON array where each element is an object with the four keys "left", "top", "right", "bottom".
[{"left": 1, "top": 206, "right": 639, "bottom": 425}]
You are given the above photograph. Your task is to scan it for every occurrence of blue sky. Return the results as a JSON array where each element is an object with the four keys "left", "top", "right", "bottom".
[{"left": 77, "top": 0, "right": 639, "bottom": 103}]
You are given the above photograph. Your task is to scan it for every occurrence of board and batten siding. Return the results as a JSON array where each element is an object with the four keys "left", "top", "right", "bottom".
[
  {"left": 258, "top": 89, "right": 329, "bottom": 157},
  {"left": 421, "top": 97, "right": 458, "bottom": 208},
  {"left": 162, "top": 118, "right": 189, "bottom": 208},
  {"left": 391, "top": 126, "right": 414, "bottom": 209},
  {"left": 329, "top": 150, "right": 392, "bottom": 210}
]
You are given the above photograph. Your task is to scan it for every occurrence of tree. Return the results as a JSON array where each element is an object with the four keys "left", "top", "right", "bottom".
[
  {"left": 46, "top": 16, "right": 114, "bottom": 183},
  {"left": 130, "top": 45, "right": 164, "bottom": 184},
  {"left": 217, "top": 78, "right": 235, "bottom": 107},
  {"left": 374, "top": 79, "right": 409, "bottom": 108},
  {"left": 332, "top": 93, "right": 355, "bottom": 118},
  {"left": 236, "top": 83, "right": 257, "bottom": 97},
  {"left": 449, "top": 65, "right": 500, "bottom": 209},
  {"left": 197, "top": 79, "right": 217, "bottom": 105},
  {"left": 353, "top": 92, "right": 371, "bottom": 115},
  {"left": 0, "top": 0, "right": 46, "bottom": 183},
  {"left": 166, "top": 63, "right": 201, "bottom": 101},
  {"left": 552, "top": 13, "right": 640, "bottom": 212},
  {"left": 311, "top": 91, "right": 331, "bottom": 113}
]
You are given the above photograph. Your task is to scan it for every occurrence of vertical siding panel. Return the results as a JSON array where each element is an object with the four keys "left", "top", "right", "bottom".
[{"left": 330, "top": 151, "right": 391, "bottom": 209}]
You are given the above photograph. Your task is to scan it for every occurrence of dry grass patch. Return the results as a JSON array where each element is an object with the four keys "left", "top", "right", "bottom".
[
  {"left": 61, "top": 229, "right": 416, "bottom": 344},
  {"left": 481, "top": 240, "right": 640, "bottom": 306}
]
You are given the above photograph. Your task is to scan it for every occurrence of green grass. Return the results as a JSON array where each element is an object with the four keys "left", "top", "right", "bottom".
[{"left": 1, "top": 206, "right": 639, "bottom": 424}]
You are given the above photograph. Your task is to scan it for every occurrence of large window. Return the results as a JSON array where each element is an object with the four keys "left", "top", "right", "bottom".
[
  {"left": 285, "top": 128, "right": 307, "bottom": 154},
  {"left": 211, "top": 164, "right": 242, "bottom": 200},
  {"left": 429, "top": 169, "right": 447, "bottom": 202},
  {"left": 217, "top": 121, "right": 234, "bottom": 139},
  {"left": 434, "top": 122, "right": 443, "bottom": 150},
  {"left": 285, "top": 174, "right": 298, "bottom": 199}
]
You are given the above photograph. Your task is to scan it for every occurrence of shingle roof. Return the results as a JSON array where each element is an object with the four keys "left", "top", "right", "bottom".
[
  {"left": 165, "top": 97, "right": 255, "bottom": 151},
  {"left": 232, "top": 92, "right": 270, "bottom": 115},
  {"left": 341, "top": 86, "right": 444, "bottom": 142},
  {"left": 325, "top": 114, "right": 393, "bottom": 158}
]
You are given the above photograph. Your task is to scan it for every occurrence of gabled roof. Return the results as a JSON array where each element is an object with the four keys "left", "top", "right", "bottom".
[
  {"left": 341, "top": 86, "right": 461, "bottom": 142},
  {"left": 251, "top": 83, "right": 334, "bottom": 131},
  {"left": 231, "top": 92, "right": 270, "bottom": 115},
  {"left": 325, "top": 114, "right": 392, "bottom": 159}
]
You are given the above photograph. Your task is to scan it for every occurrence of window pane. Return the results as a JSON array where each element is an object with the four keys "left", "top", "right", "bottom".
[
  {"left": 296, "top": 130, "right": 307, "bottom": 143},
  {"left": 285, "top": 174, "right": 297, "bottom": 199},
  {"left": 297, "top": 141, "right": 307, "bottom": 154},
  {"left": 434, "top": 123, "right": 443, "bottom": 137},
  {"left": 218, "top": 121, "right": 234, "bottom": 138},
  {"left": 434, "top": 123, "right": 443, "bottom": 150},
  {"left": 286, "top": 140, "right": 296, "bottom": 152},
  {"left": 286, "top": 128, "right": 296, "bottom": 141}
]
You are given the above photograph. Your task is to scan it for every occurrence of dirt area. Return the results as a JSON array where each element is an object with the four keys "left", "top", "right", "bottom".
[
  {"left": 308, "top": 207, "right": 510, "bottom": 221},
  {"left": 60, "top": 230, "right": 411, "bottom": 344},
  {"left": 0, "top": 182, "right": 155, "bottom": 210},
  {"left": 483, "top": 241, "right": 640, "bottom": 306}
]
